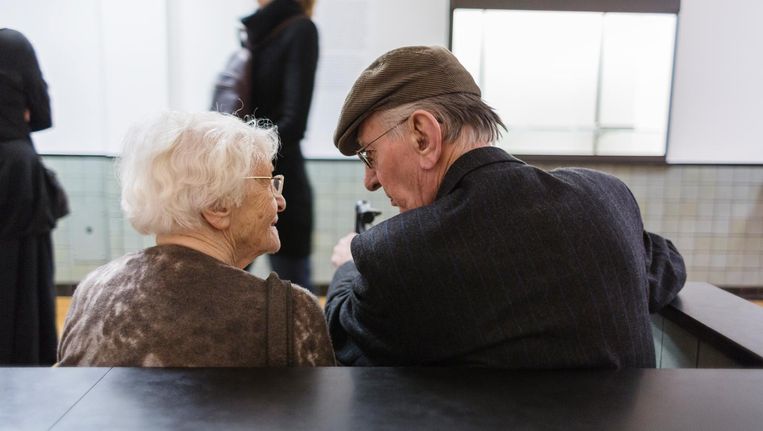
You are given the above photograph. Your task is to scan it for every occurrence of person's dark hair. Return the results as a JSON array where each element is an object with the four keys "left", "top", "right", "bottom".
[
  {"left": 297, "top": 0, "right": 315, "bottom": 16},
  {"left": 381, "top": 93, "right": 507, "bottom": 145}
]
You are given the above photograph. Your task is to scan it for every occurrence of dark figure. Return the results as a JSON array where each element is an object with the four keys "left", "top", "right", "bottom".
[
  {"left": 326, "top": 46, "right": 687, "bottom": 368},
  {"left": 242, "top": 0, "right": 319, "bottom": 292},
  {"left": 0, "top": 28, "right": 57, "bottom": 365}
]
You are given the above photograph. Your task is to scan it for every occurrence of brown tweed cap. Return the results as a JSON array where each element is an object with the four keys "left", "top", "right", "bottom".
[{"left": 333, "top": 46, "right": 481, "bottom": 156}]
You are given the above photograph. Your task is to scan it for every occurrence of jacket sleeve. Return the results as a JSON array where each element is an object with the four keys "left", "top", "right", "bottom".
[
  {"left": 276, "top": 19, "right": 318, "bottom": 146},
  {"left": 643, "top": 231, "right": 687, "bottom": 312},
  {"left": 614, "top": 172, "right": 687, "bottom": 313},
  {"left": 324, "top": 261, "right": 375, "bottom": 366},
  {"left": 18, "top": 33, "right": 52, "bottom": 132}
]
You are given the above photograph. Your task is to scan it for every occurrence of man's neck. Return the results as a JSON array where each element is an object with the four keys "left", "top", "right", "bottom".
[{"left": 437, "top": 131, "right": 492, "bottom": 182}]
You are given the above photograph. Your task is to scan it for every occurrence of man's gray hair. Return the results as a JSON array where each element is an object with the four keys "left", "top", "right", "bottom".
[
  {"left": 118, "top": 111, "right": 279, "bottom": 235},
  {"left": 379, "top": 93, "right": 506, "bottom": 145}
]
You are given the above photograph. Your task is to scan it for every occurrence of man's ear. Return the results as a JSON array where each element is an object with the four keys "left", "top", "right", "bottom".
[
  {"left": 409, "top": 110, "right": 442, "bottom": 170},
  {"left": 201, "top": 205, "right": 232, "bottom": 231}
]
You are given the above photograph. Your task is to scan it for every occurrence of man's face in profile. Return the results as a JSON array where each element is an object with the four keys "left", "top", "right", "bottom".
[{"left": 357, "top": 113, "right": 438, "bottom": 213}]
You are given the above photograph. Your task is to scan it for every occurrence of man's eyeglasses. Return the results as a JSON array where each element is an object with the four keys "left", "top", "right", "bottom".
[
  {"left": 355, "top": 116, "right": 408, "bottom": 169},
  {"left": 244, "top": 174, "right": 284, "bottom": 195}
]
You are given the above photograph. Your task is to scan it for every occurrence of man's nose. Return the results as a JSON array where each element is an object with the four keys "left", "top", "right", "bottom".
[
  {"left": 363, "top": 166, "right": 381, "bottom": 191},
  {"left": 276, "top": 194, "right": 286, "bottom": 212}
]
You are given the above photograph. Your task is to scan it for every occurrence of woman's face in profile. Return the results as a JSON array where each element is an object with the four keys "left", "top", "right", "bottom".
[{"left": 229, "top": 163, "right": 286, "bottom": 262}]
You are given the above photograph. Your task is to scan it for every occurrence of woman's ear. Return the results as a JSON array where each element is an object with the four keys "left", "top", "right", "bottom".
[
  {"left": 201, "top": 205, "right": 232, "bottom": 231},
  {"left": 409, "top": 110, "right": 442, "bottom": 170}
]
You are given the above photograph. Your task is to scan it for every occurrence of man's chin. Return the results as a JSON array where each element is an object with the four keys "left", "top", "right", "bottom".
[
  {"left": 269, "top": 228, "right": 281, "bottom": 252},
  {"left": 268, "top": 240, "right": 281, "bottom": 255},
  {"left": 390, "top": 199, "right": 405, "bottom": 212}
]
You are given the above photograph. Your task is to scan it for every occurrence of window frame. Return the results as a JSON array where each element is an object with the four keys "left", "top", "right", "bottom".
[{"left": 448, "top": 0, "right": 681, "bottom": 163}]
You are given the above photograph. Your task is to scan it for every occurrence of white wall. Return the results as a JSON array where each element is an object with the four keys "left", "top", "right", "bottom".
[
  {"left": 2, "top": 0, "right": 167, "bottom": 155},
  {"left": 100, "top": 1, "right": 169, "bottom": 154},
  {"left": 667, "top": 0, "right": 763, "bottom": 163},
  {"left": 166, "top": 0, "right": 254, "bottom": 112},
  {"left": 307, "top": 0, "right": 448, "bottom": 157},
  {"left": 1, "top": 0, "right": 447, "bottom": 157},
  {"left": 4, "top": 0, "right": 761, "bottom": 163},
  {"left": 4, "top": 0, "right": 107, "bottom": 154}
]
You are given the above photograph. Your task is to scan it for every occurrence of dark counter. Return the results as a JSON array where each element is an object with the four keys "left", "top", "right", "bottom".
[
  {"left": 657, "top": 281, "right": 763, "bottom": 366},
  {"left": 2, "top": 367, "right": 762, "bottom": 430}
]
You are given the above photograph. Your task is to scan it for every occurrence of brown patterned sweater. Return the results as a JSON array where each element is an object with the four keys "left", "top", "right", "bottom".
[{"left": 58, "top": 245, "right": 335, "bottom": 367}]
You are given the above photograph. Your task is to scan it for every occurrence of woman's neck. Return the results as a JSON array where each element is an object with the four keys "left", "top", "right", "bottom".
[{"left": 156, "top": 231, "right": 240, "bottom": 268}]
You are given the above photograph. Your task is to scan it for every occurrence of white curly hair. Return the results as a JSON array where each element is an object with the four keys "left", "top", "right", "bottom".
[{"left": 117, "top": 111, "right": 280, "bottom": 235}]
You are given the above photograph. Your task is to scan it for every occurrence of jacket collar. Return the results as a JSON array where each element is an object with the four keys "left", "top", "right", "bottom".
[
  {"left": 435, "top": 146, "right": 525, "bottom": 200},
  {"left": 241, "top": 0, "right": 303, "bottom": 45}
]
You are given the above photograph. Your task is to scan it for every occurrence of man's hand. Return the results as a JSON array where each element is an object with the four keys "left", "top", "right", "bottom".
[
  {"left": 24, "top": 109, "right": 30, "bottom": 122},
  {"left": 331, "top": 233, "right": 357, "bottom": 268}
]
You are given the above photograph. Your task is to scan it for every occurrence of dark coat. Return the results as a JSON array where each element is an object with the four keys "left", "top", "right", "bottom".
[
  {"left": 242, "top": 0, "right": 318, "bottom": 258},
  {"left": 0, "top": 28, "right": 51, "bottom": 142},
  {"left": 325, "top": 146, "right": 686, "bottom": 368},
  {"left": 0, "top": 28, "right": 57, "bottom": 365}
]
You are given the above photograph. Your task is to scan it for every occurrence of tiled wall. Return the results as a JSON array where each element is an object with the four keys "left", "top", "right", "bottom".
[{"left": 42, "top": 156, "right": 763, "bottom": 289}]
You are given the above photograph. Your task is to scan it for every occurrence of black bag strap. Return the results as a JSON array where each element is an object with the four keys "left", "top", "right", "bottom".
[{"left": 265, "top": 273, "right": 294, "bottom": 366}]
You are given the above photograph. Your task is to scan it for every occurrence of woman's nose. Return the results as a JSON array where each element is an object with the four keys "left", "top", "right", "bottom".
[{"left": 363, "top": 166, "right": 381, "bottom": 191}]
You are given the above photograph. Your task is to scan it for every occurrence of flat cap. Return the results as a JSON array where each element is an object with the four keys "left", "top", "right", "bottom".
[{"left": 333, "top": 46, "right": 481, "bottom": 156}]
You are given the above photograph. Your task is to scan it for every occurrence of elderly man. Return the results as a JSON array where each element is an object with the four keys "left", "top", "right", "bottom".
[{"left": 325, "top": 46, "right": 686, "bottom": 368}]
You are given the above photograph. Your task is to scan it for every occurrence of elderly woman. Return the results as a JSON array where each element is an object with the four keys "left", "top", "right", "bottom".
[{"left": 58, "top": 111, "right": 334, "bottom": 366}]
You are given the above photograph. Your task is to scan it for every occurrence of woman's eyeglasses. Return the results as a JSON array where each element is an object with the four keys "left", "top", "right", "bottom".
[{"left": 244, "top": 174, "right": 284, "bottom": 195}]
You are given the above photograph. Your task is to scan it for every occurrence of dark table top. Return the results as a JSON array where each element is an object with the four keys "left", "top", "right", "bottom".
[
  {"left": 665, "top": 282, "right": 763, "bottom": 363},
  {"left": 2, "top": 367, "right": 762, "bottom": 430}
]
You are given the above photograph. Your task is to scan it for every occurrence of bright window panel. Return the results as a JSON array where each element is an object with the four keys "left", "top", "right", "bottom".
[
  {"left": 452, "top": 9, "right": 677, "bottom": 157},
  {"left": 598, "top": 13, "right": 676, "bottom": 156}
]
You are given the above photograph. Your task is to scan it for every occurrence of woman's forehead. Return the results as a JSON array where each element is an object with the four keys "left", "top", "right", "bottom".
[{"left": 251, "top": 162, "right": 274, "bottom": 172}]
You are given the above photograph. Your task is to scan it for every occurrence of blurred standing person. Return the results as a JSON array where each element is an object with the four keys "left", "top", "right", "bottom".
[
  {"left": 0, "top": 28, "right": 57, "bottom": 365},
  {"left": 241, "top": 0, "right": 318, "bottom": 293}
]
